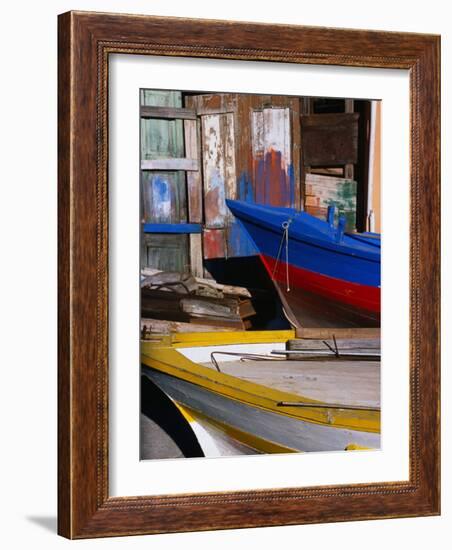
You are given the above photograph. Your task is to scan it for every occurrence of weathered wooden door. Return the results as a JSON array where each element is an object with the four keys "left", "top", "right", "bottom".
[
  {"left": 140, "top": 90, "right": 202, "bottom": 275},
  {"left": 188, "top": 93, "right": 301, "bottom": 261}
]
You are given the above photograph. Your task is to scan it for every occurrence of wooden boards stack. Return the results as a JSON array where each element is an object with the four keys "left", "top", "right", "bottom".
[
  {"left": 141, "top": 269, "right": 256, "bottom": 336},
  {"left": 284, "top": 337, "right": 380, "bottom": 361}
]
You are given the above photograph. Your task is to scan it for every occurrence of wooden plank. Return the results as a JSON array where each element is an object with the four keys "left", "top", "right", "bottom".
[
  {"left": 141, "top": 318, "right": 235, "bottom": 335},
  {"left": 287, "top": 338, "right": 380, "bottom": 350},
  {"left": 203, "top": 228, "right": 226, "bottom": 259},
  {"left": 203, "top": 359, "right": 380, "bottom": 408},
  {"left": 239, "top": 300, "right": 256, "bottom": 319},
  {"left": 344, "top": 99, "right": 355, "bottom": 180},
  {"left": 190, "top": 93, "right": 238, "bottom": 115},
  {"left": 189, "top": 233, "right": 204, "bottom": 278},
  {"left": 223, "top": 113, "right": 237, "bottom": 211},
  {"left": 301, "top": 112, "right": 359, "bottom": 128},
  {"left": 201, "top": 113, "right": 236, "bottom": 229},
  {"left": 141, "top": 171, "right": 187, "bottom": 224},
  {"left": 141, "top": 234, "right": 189, "bottom": 271},
  {"left": 140, "top": 105, "right": 197, "bottom": 119},
  {"left": 141, "top": 158, "right": 198, "bottom": 171},
  {"left": 291, "top": 98, "right": 302, "bottom": 210},
  {"left": 183, "top": 107, "right": 204, "bottom": 276},
  {"left": 183, "top": 115, "right": 203, "bottom": 223},
  {"left": 252, "top": 107, "right": 293, "bottom": 206},
  {"left": 263, "top": 107, "right": 291, "bottom": 166},
  {"left": 140, "top": 267, "right": 252, "bottom": 298},
  {"left": 140, "top": 90, "right": 185, "bottom": 161},
  {"left": 286, "top": 337, "right": 380, "bottom": 359},
  {"left": 304, "top": 173, "right": 357, "bottom": 230},
  {"left": 141, "top": 288, "right": 246, "bottom": 330},
  {"left": 181, "top": 299, "right": 235, "bottom": 318},
  {"left": 186, "top": 315, "right": 245, "bottom": 330},
  {"left": 296, "top": 327, "right": 381, "bottom": 340},
  {"left": 141, "top": 271, "right": 198, "bottom": 293},
  {"left": 301, "top": 112, "right": 359, "bottom": 167}
]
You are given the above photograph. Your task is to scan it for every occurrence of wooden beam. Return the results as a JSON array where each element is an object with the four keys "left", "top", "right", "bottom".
[
  {"left": 140, "top": 105, "right": 197, "bottom": 119},
  {"left": 141, "top": 158, "right": 198, "bottom": 171},
  {"left": 143, "top": 223, "right": 202, "bottom": 234},
  {"left": 344, "top": 99, "right": 355, "bottom": 180},
  {"left": 189, "top": 233, "right": 204, "bottom": 278},
  {"left": 183, "top": 117, "right": 203, "bottom": 223},
  {"left": 141, "top": 318, "right": 235, "bottom": 335},
  {"left": 296, "top": 327, "right": 380, "bottom": 340},
  {"left": 287, "top": 338, "right": 380, "bottom": 350}
]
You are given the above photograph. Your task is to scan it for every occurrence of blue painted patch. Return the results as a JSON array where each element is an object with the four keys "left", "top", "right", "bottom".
[
  {"left": 143, "top": 223, "right": 202, "bottom": 234},
  {"left": 226, "top": 172, "right": 257, "bottom": 257},
  {"left": 228, "top": 220, "right": 257, "bottom": 257},
  {"left": 238, "top": 172, "right": 255, "bottom": 203},
  {"left": 151, "top": 175, "right": 171, "bottom": 222}
]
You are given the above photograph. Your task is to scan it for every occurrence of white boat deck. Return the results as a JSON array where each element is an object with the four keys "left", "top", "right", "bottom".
[{"left": 201, "top": 359, "right": 380, "bottom": 408}]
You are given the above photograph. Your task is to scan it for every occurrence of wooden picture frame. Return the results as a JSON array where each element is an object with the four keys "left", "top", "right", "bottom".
[{"left": 58, "top": 11, "right": 440, "bottom": 538}]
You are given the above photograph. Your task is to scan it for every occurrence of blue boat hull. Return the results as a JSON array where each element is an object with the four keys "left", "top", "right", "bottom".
[{"left": 226, "top": 200, "right": 381, "bottom": 328}]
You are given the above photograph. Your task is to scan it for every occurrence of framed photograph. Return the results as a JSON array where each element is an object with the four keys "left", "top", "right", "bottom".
[{"left": 58, "top": 11, "right": 440, "bottom": 538}]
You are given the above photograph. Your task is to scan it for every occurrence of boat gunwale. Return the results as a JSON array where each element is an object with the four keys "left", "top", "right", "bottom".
[{"left": 226, "top": 200, "right": 380, "bottom": 262}]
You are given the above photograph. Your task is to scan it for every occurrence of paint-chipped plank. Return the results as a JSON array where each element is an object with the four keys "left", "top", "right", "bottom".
[
  {"left": 301, "top": 113, "right": 359, "bottom": 167},
  {"left": 141, "top": 171, "right": 187, "bottom": 224},
  {"left": 141, "top": 233, "right": 190, "bottom": 272},
  {"left": 141, "top": 318, "right": 235, "bottom": 335},
  {"left": 140, "top": 90, "right": 185, "bottom": 161},
  {"left": 264, "top": 108, "right": 291, "bottom": 166},
  {"left": 252, "top": 108, "right": 294, "bottom": 207},
  {"left": 189, "top": 233, "right": 204, "bottom": 278},
  {"left": 191, "top": 93, "right": 301, "bottom": 259},
  {"left": 304, "top": 173, "right": 357, "bottom": 230},
  {"left": 140, "top": 105, "right": 197, "bottom": 119},
  {"left": 203, "top": 228, "right": 226, "bottom": 259},
  {"left": 183, "top": 113, "right": 205, "bottom": 276},
  {"left": 141, "top": 158, "right": 198, "bottom": 171},
  {"left": 191, "top": 94, "right": 238, "bottom": 115},
  {"left": 201, "top": 113, "right": 236, "bottom": 229},
  {"left": 222, "top": 113, "right": 237, "bottom": 207},
  {"left": 183, "top": 115, "right": 202, "bottom": 223},
  {"left": 252, "top": 110, "right": 264, "bottom": 156}
]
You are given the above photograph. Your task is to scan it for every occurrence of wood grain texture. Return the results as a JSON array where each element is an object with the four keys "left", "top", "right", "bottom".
[
  {"left": 141, "top": 158, "right": 198, "bottom": 170},
  {"left": 140, "top": 105, "right": 197, "bottom": 119},
  {"left": 57, "top": 11, "right": 72, "bottom": 539},
  {"left": 301, "top": 113, "right": 359, "bottom": 166},
  {"left": 58, "top": 10, "right": 440, "bottom": 539}
]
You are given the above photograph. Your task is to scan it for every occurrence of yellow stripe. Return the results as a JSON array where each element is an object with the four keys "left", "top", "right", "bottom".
[
  {"left": 345, "top": 443, "right": 372, "bottom": 451},
  {"left": 178, "top": 403, "right": 298, "bottom": 454},
  {"left": 173, "top": 402, "right": 195, "bottom": 424},
  {"left": 141, "top": 329, "right": 296, "bottom": 350},
  {"left": 141, "top": 345, "right": 380, "bottom": 433}
]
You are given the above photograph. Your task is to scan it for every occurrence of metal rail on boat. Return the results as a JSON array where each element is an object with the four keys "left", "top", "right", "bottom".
[
  {"left": 210, "top": 351, "right": 281, "bottom": 373},
  {"left": 277, "top": 401, "right": 380, "bottom": 412},
  {"left": 272, "top": 350, "right": 381, "bottom": 361}
]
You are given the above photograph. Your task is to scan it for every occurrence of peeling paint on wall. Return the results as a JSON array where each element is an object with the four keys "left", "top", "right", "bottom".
[
  {"left": 253, "top": 149, "right": 295, "bottom": 207},
  {"left": 151, "top": 176, "right": 171, "bottom": 221}
]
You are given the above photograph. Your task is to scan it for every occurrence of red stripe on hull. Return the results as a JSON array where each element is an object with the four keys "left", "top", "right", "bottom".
[{"left": 260, "top": 254, "right": 380, "bottom": 314}]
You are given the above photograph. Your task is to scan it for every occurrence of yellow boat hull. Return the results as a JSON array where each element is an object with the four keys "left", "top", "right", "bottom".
[{"left": 141, "top": 330, "right": 380, "bottom": 455}]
